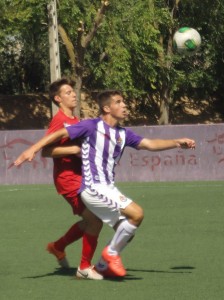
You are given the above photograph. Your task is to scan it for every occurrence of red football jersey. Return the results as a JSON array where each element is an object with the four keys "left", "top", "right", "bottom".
[{"left": 46, "top": 109, "right": 82, "bottom": 195}]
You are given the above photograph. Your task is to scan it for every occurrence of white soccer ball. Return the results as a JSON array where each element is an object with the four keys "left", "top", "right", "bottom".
[{"left": 173, "top": 27, "right": 201, "bottom": 54}]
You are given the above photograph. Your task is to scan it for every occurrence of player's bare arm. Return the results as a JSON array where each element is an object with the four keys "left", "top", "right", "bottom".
[
  {"left": 137, "top": 137, "right": 196, "bottom": 151},
  {"left": 42, "top": 144, "right": 81, "bottom": 158},
  {"left": 14, "top": 128, "right": 69, "bottom": 166}
]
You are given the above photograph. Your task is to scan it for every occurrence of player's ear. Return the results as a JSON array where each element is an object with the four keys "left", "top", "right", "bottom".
[
  {"left": 103, "top": 105, "right": 110, "bottom": 113},
  {"left": 54, "top": 95, "right": 61, "bottom": 104}
]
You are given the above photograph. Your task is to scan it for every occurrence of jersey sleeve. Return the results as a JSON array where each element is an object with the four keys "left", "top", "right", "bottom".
[
  {"left": 125, "top": 128, "right": 143, "bottom": 149},
  {"left": 47, "top": 116, "right": 63, "bottom": 134},
  {"left": 66, "top": 119, "right": 97, "bottom": 140}
]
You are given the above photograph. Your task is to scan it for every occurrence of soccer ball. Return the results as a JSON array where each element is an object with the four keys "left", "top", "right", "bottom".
[{"left": 173, "top": 27, "right": 201, "bottom": 54}]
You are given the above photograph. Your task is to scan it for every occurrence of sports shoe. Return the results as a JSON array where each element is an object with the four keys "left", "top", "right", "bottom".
[
  {"left": 95, "top": 264, "right": 117, "bottom": 278},
  {"left": 46, "top": 242, "right": 70, "bottom": 269},
  {"left": 101, "top": 246, "right": 126, "bottom": 277},
  {"left": 95, "top": 258, "right": 118, "bottom": 278},
  {"left": 76, "top": 266, "right": 104, "bottom": 280}
]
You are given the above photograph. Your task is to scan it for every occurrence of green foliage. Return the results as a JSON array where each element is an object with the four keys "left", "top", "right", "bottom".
[
  {"left": 178, "top": 0, "right": 224, "bottom": 94},
  {"left": 85, "top": 0, "right": 160, "bottom": 98},
  {"left": 0, "top": 0, "right": 49, "bottom": 93},
  {"left": 0, "top": 0, "right": 224, "bottom": 123}
]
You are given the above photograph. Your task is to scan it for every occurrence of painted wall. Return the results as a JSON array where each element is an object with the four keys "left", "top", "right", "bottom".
[{"left": 0, "top": 124, "right": 223, "bottom": 185}]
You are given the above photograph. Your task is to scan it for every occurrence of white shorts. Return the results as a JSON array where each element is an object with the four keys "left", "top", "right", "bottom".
[{"left": 81, "top": 184, "right": 133, "bottom": 227}]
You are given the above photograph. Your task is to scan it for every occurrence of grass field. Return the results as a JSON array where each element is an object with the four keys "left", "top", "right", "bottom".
[{"left": 0, "top": 182, "right": 224, "bottom": 300}]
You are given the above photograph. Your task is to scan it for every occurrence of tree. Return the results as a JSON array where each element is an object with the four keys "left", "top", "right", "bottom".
[
  {"left": 1, "top": 0, "right": 224, "bottom": 125},
  {"left": 0, "top": 0, "right": 49, "bottom": 93},
  {"left": 57, "top": 0, "right": 109, "bottom": 116}
]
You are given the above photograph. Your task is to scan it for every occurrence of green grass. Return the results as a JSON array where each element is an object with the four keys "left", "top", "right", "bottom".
[{"left": 0, "top": 182, "right": 224, "bottom": 300}]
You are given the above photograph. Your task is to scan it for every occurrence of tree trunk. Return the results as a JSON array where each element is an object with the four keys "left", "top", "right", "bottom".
[
  {"left": 156, "top": 0, "right": 180, "bottom": 125},
  {"left": 158, "top": 85, "right": 171, "bottom": 125},
  {"left": 74, "top": 76, "right": 82, "bottom": 118},
  {"left": 158, "top": 98, "right": 169, "bottom": 125},
  {"left": 58, "top": 1, "right": 109, "bottom": 118}
]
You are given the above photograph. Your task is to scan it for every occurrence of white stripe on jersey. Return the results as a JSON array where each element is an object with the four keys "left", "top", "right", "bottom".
[
  {"left": 114, "top": 128, "right": 126, "bottom": 164},
  {"left": 95, "top": 121, "right": 107, "bottom": 183},
  {"left": 107, "top": 127, "right": 116, "bottom": 182}
]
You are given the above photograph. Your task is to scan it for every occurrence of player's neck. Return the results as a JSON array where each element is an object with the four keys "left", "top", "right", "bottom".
[
  {"left": 60, "top": 106, "right": 75, "bottom": 119},
  {"left": 101, "top": 114, "right": 119, "bottom": 128}
]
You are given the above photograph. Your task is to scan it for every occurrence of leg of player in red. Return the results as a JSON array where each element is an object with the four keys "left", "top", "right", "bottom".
[
  {"left": 47, "top": 220, "right": 85, "bottom": 268},
  {"left": 47, "top": 194, "right": 103, "bottom": 280}
]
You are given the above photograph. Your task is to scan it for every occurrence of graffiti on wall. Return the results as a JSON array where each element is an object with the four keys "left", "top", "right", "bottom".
[
  {"left": 1, "top": 125, "right": 224, "bottom": 184},
  {"left": 207, "top": 133, "right": 224, "bottom": 164},
  {"left": 128, "top": 151, "right": 197, "bottom": 171},
  {"left": 0, "top": 138, "right": 48, "bottom": 170}
]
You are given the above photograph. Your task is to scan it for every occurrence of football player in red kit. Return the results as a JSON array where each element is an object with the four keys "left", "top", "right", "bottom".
[{"left": 42, "top": 78, "right": 103, "bottom": 280}]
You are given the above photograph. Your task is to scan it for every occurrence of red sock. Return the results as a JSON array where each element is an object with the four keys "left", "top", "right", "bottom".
[
  {"left": 54, "top": 221, "right": 84, "bottom": 252},
  {"left": 80, "top": 233, "right": 98, "bottom": 270}
]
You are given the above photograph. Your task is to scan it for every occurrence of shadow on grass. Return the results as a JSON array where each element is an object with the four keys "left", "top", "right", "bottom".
[
  {"left": 104, "top": 274, "right": 142, "bottom": 282},
  {"left": 170, "top": 266, "right": 195, "bottom": 270},
  {"left": 127, "top": 265, "right": 195, "bottom": 274},
  {"left": 22, "top": 265, "right": 194, "bottom": 281},
  {"left": 22, "top": 267, "right": 142, "bottom": 281},
  {"left": 22, "top": 267, "right": 78, "bottom": 279}
]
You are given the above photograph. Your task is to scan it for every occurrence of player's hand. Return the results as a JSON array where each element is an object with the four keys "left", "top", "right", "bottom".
[
  {"left": 177, "top": 138, "right": 196, "bottom": 149},
  {"left": 14, "top": 149, "right": 36, "bottom": 166}
]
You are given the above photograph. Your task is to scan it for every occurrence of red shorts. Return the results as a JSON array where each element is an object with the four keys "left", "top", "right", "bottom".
[{"left": 62, "top": 192, "right": 85, "bottom": 216}]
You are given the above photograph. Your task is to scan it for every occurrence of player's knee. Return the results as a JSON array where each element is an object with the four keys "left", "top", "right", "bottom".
[
  {"left": 134, "top": 206, "right": 144, "bottom": 226},
  {"left": 129, "top": 206, "right": 144, "bottom": 226},
  {"left": 86, "top": 218, "right": 103, "bottom": 236},
  {"left": 122, "top": 203, "right": 144, "bottom": 226},
  {"left": 88, "top": 214, "right": 103, "bottom": 231},
  {"left": 81, "top": 208, "right": 103, "bottom": 232},
  {"left": 94, "top": 218, "right": 103, "bottom": 231}
]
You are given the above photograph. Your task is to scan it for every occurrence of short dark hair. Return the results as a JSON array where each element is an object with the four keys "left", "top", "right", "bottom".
[
  {"left": 97, "top": 90, "right": 123, "bottom": 114},
  {"left": 49, "top": 78, "right": 75, "bottom": 106}
]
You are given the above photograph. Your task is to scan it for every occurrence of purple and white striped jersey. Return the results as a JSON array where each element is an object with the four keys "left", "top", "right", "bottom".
[{"left": 66, "top": 117, "right": 143, "bottom": 191}]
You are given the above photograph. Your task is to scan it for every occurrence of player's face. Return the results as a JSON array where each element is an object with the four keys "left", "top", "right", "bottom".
[
  {"left": 56, "top": 84, "right": 77, "bottom": 109},
  {"left": 107, "top": 95, "right": 128, "bottom": 120}
]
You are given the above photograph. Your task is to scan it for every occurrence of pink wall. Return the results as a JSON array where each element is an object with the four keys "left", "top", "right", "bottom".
[{"left": 0, "top": 124, "right": 223, "bottom": 185}]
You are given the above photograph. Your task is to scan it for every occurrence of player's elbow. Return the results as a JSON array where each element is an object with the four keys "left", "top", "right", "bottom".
[{"left": 138, "top": 138, "right": 154, "bottom": 151}]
